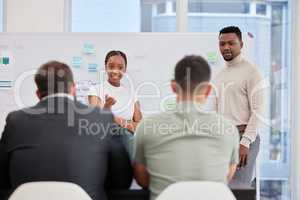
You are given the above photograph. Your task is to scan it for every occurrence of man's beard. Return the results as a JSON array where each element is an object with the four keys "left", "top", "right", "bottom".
[
  {"left": 223, "top": 56, "right": 234, "bottom": 61},
  {"left": 222, "top": 53, "right": 234, "bottom": 61}
]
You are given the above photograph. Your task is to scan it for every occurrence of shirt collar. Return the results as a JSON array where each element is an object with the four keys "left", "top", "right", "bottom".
[
  {"left": 225, "top": 53, "right": 244, "bottom": 67},
  {"left": 175, "top": 101, "right": 204, "bottom": 113},
  {"left": 106, "top": 80, "right": 124, "bottom": 89},
  {"left": 41, "top": 93, "right": 74, "bottom": 101}
]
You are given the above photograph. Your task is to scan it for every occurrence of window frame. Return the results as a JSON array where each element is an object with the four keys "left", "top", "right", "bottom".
[
  {"left": 1, "top": 0, "right": 6, "bottom": 32},
  {"left": 256, "top": 3, "right": 267, "bottom": 15},
  {"left": 156, "top": 2, "right": 166, "bottom": 15}
]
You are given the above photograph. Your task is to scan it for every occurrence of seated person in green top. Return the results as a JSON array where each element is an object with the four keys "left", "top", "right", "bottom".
[{"left": 133, "top": 55, "right": 240, "bottom": 200}]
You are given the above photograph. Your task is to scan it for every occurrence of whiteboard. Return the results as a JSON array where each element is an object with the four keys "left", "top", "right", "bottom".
[{"left": 0, "top": 33, "right": 255, "bottom": 134}]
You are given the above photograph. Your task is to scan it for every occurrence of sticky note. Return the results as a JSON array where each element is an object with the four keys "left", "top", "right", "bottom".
[
  {"left": 88, "top": 63, "right": 98, "bottom": 73},
  {"left": 88, "top": 63, "right": 98, "bottom": 69},
  {"left": 3, "top": 57, "right": 9, "bottom": 65},
  {"left": 206, "top": 52, "right": 218, "bottom": 64},
  {"left": 72, "top": 56, "right": 83, "bottom": 68},
  {"left": 162, "top": 97, "right": 176, "bottom": 111},
  {"left": 83, "top": 43, "right": 96, "bottom": 54}
]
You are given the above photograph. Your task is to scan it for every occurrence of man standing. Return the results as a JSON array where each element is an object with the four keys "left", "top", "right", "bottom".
[
  {"left": 0, "top": 61, "right": 132, "bottom": 200},
  {"left": 133, "top": 55, "right": 240, "bottom": 200},
  {"left": 214, "top": 26, "right": 264, "bottom": 187}
]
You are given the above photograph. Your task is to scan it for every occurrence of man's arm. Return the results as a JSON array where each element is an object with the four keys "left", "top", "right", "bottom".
[
  {"left": 227, "top": 164, "right": 237, "bottom": 182},
  {"left": 133, "top": 162, "right": 149, "bottom": 188},
  {"left": 87, "top": 85, "right": 102, "bottom": 107},
  {"left": 228, "top": 124, "right": 240, "bottom": 182},
  {"left": 240, "top": 68, "right": 264, "bottom": 167},
  {"left": 105, "top": 134, "right": 133, "bottom": 189},
  {"left": 105, "top": 112, "right": 133, "bottom": 189},
  {"left": 132, "top": 120, "right": 150, "bottom": 188},
  {"left": 0, "top": 113, "right": 12, "bottom": 197},
  {"left": 114, "top": 101, "right": 143, "bottom": 133},
  {"left": 88, "top": 95, "right": 102, "bottom": 107},
  {"left": 242, "top": 68, "right": 264, "bottom": 147},
  {"left": 0, "top": 144, "right": 9, "bottom": 188},
  {"left": 0, "top": 143, "right": 10, "bottom": 199}
]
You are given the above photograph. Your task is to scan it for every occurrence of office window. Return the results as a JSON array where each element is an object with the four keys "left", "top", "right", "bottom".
[
  {"left": 257, "top": 3, "right": 267, "bottom": 15},
  {"left": 71, "top": 0, "right": 176, "bottom": 32},
  {"left": 188, "top": 2, "right": 202, "bottom": 13},
  {"left": 141, "top": 2, "right": 153, "bottom": 32},
  {"left": 157, "top": 3, "right": 166, "bottom": 15},
  {"left": 172, "top": 1, "right": 176, "bottom": 13},
  {"left": 188, "top": 2, "right": 250, "bottom": 14},
  {"left": 260, "top": 3, "right": 291, "bottom": 199},
  {"left": 72, "top": 0, "right": 141, "bottom": 32}
]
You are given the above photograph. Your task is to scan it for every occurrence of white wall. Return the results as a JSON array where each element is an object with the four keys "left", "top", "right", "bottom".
[{"left": 4, "top": 0, "right": 68, "bottom": 32}]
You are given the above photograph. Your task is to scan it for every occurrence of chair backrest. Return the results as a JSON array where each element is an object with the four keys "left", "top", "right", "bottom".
[
  {"left": 8, "top": 182, "right": 92, "bottom": 200},
  {"left": 156, "top": 181, "right": 236, "bottom": 200}
]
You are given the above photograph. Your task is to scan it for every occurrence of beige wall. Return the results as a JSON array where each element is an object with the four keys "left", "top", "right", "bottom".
[{"left": 4, "top": 0, "right": 69, "bottom": 32}]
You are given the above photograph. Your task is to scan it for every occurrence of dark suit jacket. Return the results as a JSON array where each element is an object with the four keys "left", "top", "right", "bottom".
[{"left": 0, "top": 96, "right": 133, "bottom": 200}]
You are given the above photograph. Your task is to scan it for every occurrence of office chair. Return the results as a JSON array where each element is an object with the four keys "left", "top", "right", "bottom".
[
  {"left": 8, "top": 181, "right": 92, "bottom": 200},
  {"left": 156, "top": 181, "right": 236, "bottom": 200}
]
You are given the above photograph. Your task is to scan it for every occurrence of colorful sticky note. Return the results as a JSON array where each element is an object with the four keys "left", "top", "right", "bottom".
[
  {"left": 206, "top": 52, "right": 218, "bottom": 64},
  {"left": 72, "top": 56, "right": 83, "bottom": 68},
  {"left": 83, "top": 43, "right": 96, "bottom": 54},
  {"left": 88, "top": 63, "right": 98, "bottom": 73},
  {"left": 162, "top": 97, "right": 177, "bottom": 111},
  {"left": 88, "top": 63, "right": 98, "bottom": 69},
  {"left": 3, "top": 57, "right": 9, "bottom": 65},
  {"left": 0, "top": 81, "right": 13, "bottom": 88},
  {"left": 0, "top": 57, "right": 10, "bottom": 65}
]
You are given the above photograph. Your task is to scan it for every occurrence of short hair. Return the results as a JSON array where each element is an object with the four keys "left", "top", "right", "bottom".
[
  {"left": 219, "top": 26, "right": 242, "bottom": 41},
  {"left": 174, "top": 55, "right": 211, "bottom": 92},
  {"left": 34, "top": 61, "right": 74, "bottom": 98},
  {"left": 104, "top": 50, "right": 127, "bottom": 67}
]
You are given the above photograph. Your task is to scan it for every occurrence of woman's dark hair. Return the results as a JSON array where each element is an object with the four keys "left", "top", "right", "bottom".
[{"left": 104, "top": 50, "right": 127, "bottom": 67}]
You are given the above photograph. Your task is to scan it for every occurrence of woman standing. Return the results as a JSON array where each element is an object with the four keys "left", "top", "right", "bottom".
[{"left": 88, "top": 50, "right": 142, "bottom": 138}]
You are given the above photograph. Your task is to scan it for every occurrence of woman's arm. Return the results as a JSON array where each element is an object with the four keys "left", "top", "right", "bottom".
[
  {"left": 133, "top": 101, "right": 143, "bottom": 122},
  {"left": 115, "top": 101, "right": 143, "bottom": 133},
  {"left": 88, "top": 95, "right": 102, "bottom": 107},
  {"left": 227, "top": 164, "right": 237, "bottom": 182},
  {"left": 133, "top": 162, "right": 149, "bottom": 188}
]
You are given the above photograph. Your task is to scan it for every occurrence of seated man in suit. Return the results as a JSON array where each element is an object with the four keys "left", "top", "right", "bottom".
[
  {"left": 0, "top": 61, "right": 132, "bottom": 200},
  {"left": 133, "top": 55, "right": 240, "bottom": 200}
]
